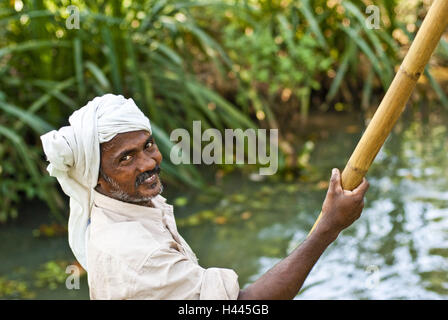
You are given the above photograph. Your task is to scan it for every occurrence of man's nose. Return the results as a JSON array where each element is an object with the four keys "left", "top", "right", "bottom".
[{"left": 136, "top": 151, "right": 157, "bottom": 173}]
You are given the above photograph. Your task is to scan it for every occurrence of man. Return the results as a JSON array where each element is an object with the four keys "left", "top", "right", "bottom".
[{"left": 41, "top": 94, "right": 369, "bottom": 300}]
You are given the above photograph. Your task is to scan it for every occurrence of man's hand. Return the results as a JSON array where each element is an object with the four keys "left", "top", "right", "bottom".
[{"left": 317, "top": 168, "right": 369, "bottom": 238}]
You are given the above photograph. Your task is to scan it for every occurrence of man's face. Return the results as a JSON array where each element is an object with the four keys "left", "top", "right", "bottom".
[{"left": 96, "top": 130, "right": 163, "bottom": 205}]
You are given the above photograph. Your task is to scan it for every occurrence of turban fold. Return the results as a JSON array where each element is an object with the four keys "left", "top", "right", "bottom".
[{"left": 40, "top": 94, "right": 151, "bottom": 270}]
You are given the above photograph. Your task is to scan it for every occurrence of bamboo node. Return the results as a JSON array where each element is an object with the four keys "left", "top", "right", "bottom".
[
  {"left": 346, "top": 163, "right": 368, "bottom": 174},
  {"left": 399, "top": 66, "right": 421, "bottom": 81}
]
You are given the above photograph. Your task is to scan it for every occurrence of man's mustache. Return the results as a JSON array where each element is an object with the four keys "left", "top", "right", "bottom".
[{"left": 135, "top": 165, "right": 161, "bottom": 187}]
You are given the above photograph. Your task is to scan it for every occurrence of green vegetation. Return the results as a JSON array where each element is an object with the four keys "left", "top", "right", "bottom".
[
  {"left": 0, "top": 259, "right": 87, "bottom": 299},
  {"left": 34, "top": 260, "right": 73, "bottom": 290},
  {"left": 1, "top": 0, "right": 447, "bottom": 222},
  {"left": 216, "top": 0, "right": 399, "bottom": 125},
  {"left": 0, "top": 276, "right": 35, "bottom": 299}
]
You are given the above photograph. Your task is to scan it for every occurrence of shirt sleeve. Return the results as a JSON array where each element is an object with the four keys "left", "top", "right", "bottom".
[{"left": 131, "top": 246, "right": 240, "bottom": 300}]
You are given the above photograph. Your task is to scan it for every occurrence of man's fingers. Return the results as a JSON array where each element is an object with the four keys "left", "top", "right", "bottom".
[
  {"left": 352, "top": 178, "right": 369, "bottom": 196},
  {"left": 329, "top": 168, "right": 343, "bottom": 194}
]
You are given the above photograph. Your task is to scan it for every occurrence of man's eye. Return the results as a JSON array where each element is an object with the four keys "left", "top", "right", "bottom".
[
  {"left": 121, "top": 155, "right": 132, "bottom": 162},
  {"left": 146, "top": 141, "right": 153, "bottom": 149}
]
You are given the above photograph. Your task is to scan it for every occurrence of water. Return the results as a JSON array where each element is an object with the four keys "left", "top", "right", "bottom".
[{"left": 1, "top": 107, "right": 447, "bottom": 299}]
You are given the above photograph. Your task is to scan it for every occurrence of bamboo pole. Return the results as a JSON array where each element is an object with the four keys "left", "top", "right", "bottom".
[{"left": 309, "top": 0, "right": 448, "bottom": 236}]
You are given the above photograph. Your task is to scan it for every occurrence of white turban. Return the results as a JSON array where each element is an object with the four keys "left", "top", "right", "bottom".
[{"left": 40, "top": 94, "right": 151, "bottom": 270}]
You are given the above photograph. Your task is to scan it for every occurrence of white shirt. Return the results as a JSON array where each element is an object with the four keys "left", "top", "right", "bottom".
[{"left": 87, "top": 190, "right": 240, "bottom": 300}]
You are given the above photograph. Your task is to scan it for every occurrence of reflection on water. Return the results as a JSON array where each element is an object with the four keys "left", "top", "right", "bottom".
[{"left": 1, "top": 108, "right": 447, "bottom": 299}]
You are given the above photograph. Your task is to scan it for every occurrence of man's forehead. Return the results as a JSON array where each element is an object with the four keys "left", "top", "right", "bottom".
[{"left": 100, "top": 130, "right": 151, "bottom": 153}]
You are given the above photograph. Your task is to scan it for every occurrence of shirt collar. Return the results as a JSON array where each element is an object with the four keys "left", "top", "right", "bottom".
[{"left": 92, "top": 189, "right": 167, "bottom": 221}]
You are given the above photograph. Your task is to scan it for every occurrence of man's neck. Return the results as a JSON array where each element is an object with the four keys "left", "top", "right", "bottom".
[
  {"left": 94, "top": 186, "right": 156, "bottom": 208},
  {"left": 138, "top": 199, "right": 155, "bottom": 208}
]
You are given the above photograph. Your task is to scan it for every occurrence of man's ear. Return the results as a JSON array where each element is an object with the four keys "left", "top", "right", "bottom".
[
  {"left": 96, "top": 168, "right": 106, "bottom": 191},
  {"left": 95, "top": 179, "right": 103, "bottom": 191}
]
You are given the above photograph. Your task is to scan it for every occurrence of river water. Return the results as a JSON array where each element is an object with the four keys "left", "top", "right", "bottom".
[{"left": 1, "top": 107, "right": 447, "bottom": 299}]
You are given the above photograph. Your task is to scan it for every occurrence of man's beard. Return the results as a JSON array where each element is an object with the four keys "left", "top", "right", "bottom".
[{"left": 100, "top": 169, "right": 163, "bottom": 204}]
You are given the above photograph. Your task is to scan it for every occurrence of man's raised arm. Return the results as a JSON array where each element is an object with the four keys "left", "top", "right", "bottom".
[{"left": 238, "top": 168, "right": 369, "bottom": 300}]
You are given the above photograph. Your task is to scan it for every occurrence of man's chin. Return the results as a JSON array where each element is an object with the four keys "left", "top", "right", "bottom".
[{"left": 136, "top": 177, "right": 163, "bottom": 199}]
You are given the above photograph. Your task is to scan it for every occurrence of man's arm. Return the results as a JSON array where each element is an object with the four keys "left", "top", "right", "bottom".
[{"left": 238, "top": 168, "right": 369, "bottom": 300}]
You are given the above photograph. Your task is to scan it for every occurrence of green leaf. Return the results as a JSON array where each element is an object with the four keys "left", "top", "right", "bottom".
[
  {"left": 0, "top": 40, "right": 71, "bottom": 58},
  {"left": 101, "top": 26, "right": 122, "bottom": 93},
  {"left": 85, "top": 61, "right": 111, "bottom": 91},
  {"left": 425, "top": 68, "right": 448, "bottom": 108},
  {"left": 0, "top": 101, "right": 53, "bottom": 134},
  {"left": 342, "top": 25, "right": 387, "bottom": 89},
  {"left": 74, "top": 37, "right": 86, "bottom": 99},
  {"left": 326, "top": 41, "right": 356, "bottom": 103},
  {"left": 298, "top": 0, "right": 328, "bottom": 51}
]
